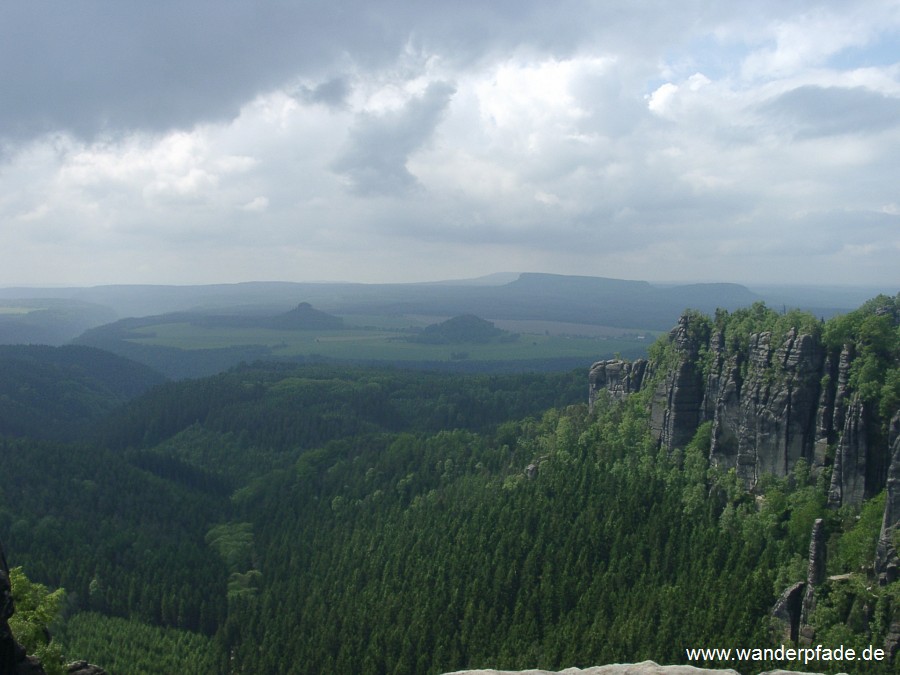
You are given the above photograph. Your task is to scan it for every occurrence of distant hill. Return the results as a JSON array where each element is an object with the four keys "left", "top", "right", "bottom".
[
  {"left": 0, "top": 344, "right": 165, "bottom": 441},
  {"left": 410, "top": 314, "right": 515, "bottom": 344},
  {"left": 267, "top": 302, "right": 343, "bottom": 330},
  {"left": 2, "top": 274, "right": 880, "bottom": 331},
  {"left": 0, "top": 275, "right": 763, "bottom": 330}
]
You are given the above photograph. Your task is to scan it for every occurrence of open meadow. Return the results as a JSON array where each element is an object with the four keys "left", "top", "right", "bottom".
[{"left": 123, "top": 317, "right": 655, "bottom": 364}]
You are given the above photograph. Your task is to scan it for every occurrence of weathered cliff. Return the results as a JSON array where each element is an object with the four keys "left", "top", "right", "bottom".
[
  {"left": 589, "top": 358, "right": 647, "bottom": 407},
  {"left": 590, "top": 301, "right": 899, "bottom": 506},
  {"left": 1, "top": 541, "right": 46, "bottom": 675},
  {"left": 875, "top": 414, "right": 900, "bottom": 584}
]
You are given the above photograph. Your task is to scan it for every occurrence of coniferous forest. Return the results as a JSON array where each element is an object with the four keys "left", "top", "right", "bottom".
[{"left": 2, "top": 296, "right": 900, "bottom": 674}]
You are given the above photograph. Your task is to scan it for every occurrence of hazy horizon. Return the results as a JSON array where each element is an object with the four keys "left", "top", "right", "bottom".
[
  {"left": 0, "top": 271, "right": 896, "bottom": 300},
  {"left": 2, "top": 2, "right": 899, "bottom": 288}
]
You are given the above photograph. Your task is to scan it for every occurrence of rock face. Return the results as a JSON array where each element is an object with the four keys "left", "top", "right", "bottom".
[
  {"left": 827, "top": 397, "right": 870, "bottom": 507},
  {"left": 589, "top": 359, "right": 647, "bottom": 408},
  {"left": 648, "top": 315, "right": 708, "bottom": 452},
  {"left": 443, "top": 664, "right": 741, "bottom": 674},
  {"left": 799, "top": 519, "right": 826, "bottom": 644},
  {"left": 267, "top": 302, "right": 344, "bottom": 330},
  {"left": 770, "top": 581, "right": 805, "bottom": 644},
  {"left": 66, "top": 661, "right": 108, "bottom": 675},
  {"left": 875, "top": 414, "right": 900, "bottom": 584},
  {"left": 592, "top": 311, "right": 898, "bottom": 503},
  {"left": 707, "top": 329, "right": 825, "bottom": 486},
  {"left": 442, "top": 663, "right": 836, "bottom": 675}
]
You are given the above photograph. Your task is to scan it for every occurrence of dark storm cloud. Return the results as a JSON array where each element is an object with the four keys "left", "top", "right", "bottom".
[
  {"left": 1, "top": 1, "right": 414, "bottom": 139},
  {"left": 762, "top": 85, "right": 900, "bottom": 138},
  {"left": 0, "top": 0, "right": 707, "bottom": 141},
  {"left": 294, "top": 78, "right": 351, "bottom": 108},
  {"left": 331, "top": 81, "right": 456, "bottom": 195}
]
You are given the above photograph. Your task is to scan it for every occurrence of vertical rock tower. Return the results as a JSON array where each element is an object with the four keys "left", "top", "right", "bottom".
[{"left": 589, "top": 300, "right": 899, "bottom": 504}]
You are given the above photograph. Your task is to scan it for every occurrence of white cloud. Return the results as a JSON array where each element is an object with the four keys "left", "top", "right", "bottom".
[
  {"left": 647, "top": 82, "right": 679, "bottom": 116},
  {"left": 0, "top": 2, "right": 899, "bottom": 286}
]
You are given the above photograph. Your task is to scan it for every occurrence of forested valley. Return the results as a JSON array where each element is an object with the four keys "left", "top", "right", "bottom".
[{"left": 2, "top": 296, "right": 900, "bottom": 674}]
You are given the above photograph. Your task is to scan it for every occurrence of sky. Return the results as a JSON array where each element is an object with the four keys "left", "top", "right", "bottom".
[{"left": 1, "top": 1, "right": 899, "bottom": 287}]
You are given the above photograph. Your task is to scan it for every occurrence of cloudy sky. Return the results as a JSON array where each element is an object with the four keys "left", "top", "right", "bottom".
[{"left": 2, "top": 1, "right": 899, "bottom": 287}]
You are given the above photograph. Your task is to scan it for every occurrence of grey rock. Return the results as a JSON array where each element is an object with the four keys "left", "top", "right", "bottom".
[
  {"left": 0, "top": 540, "right": 47, "bottom": 675},
  {"left": 592, "top": 313, "right": 896, "bottom": 503},
  {"left": 875, "top": 414, "right": 900, "bottom": 584},
  {"left": 649, "top": 315, "right": 707, "bottom": 452},
  {"left": 66, "top": 660, "right": 108, "bottom": 675},
  {"left": 441, "top": 664, "right": 836, "bottom": 675},
  {"left": 442, "top": 663, "right": 740, "bottom": 674},
  {"left": 884, "top": 620, "right": 900, "bottom": 662},
  {"left": 799, "top": 519, "right": 826, "bottom": 641},
  {"left": 770, "top": 581, "right": 805, "bottom": 643},
  {"left": 16, "top": 656, "right": 48, "bottom": 675},
  {"left": 708, "top": 329, "right": 824, "bottom": 488},
  {"left": 589, "top": 358, "right": 647, "bottom": 409},
  {"left": 813, "top": 351, "right": 838, "bottom": 468},
  {"left": 827, "top": 397, "right": 869, "bottom": 507}
]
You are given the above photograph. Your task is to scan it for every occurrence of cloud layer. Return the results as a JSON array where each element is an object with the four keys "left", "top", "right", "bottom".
[{"left": 1, "top": 1, "right": 899, "bottom": 286}]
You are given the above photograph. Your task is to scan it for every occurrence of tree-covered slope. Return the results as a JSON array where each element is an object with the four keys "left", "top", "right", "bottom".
[
  {"left": 0, "top": 345, "right": 165, "bottom": 441},
  {"left": 2, "top": 295, "right": 899, "bottom": 673}
]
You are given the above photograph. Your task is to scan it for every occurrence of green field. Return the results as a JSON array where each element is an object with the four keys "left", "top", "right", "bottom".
[{"left": 125, "top": 320, "right": 652, "bottom": 363}]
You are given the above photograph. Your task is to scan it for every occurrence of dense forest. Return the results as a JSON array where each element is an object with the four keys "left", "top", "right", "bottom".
[{"left": 2, "top": 296, "right": 900, "bottom": 674}]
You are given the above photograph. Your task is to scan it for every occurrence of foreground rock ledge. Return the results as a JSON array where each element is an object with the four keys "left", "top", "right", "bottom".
[{"left": 441, "top": 661, "right": 846, "bottom": 675}]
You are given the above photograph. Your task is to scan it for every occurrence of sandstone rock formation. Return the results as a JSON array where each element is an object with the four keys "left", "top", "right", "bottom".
[
  {"left": 647, "top": 315, "right": 707, "bottom": 452},
  {"left": 708, "top": 329, "right": 824, "bottom": 486},
  {"left": 1, "top": 541, "right": 46, "bottom": 675},
  {"left": 442, "top": 662, "right": 839, "bottom": 675},
  {"left": 770, "top": 581, "right": 805, "bottom": 644},
  {"left": 589, "top": 359, "right": 647, "bottom": 409},
  {"left": 875, "top": 414, "right": 900, "bottom": 585},
  {"left": 799, "top": 519, "right": 826, "bottom": 645},
  {"left": 590, "top": 311, "right": 898, "bottom": 504},
  {"left": 65, "top": 661, "right": 107, "bottom": 675}
]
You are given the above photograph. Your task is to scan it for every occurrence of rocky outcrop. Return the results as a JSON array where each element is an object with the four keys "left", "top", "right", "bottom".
[
  {"left": 648, "top": 315, "right": 707, "bottom": 452},
  {"left": 442, "top": 664, "right": 838, "bottom": 675},
  {"left": 66, "top": 661, "right": 107, "bottom": 675},
  {"left": 799, "top": 519, "right": 826, "bottom": 644},
  {"left": 589, "top": 359, "right": 647, "bottom": 409},
  {"left": 770, "top": 581, "right": 805, "bottom": 644},
  {"left": 875, "top": 414, "right": 900, "bottom": 584},
  {"left": 591, "top": 310, "right": 897, "bottom": 503},
  {"left": 707, "top": 329, "right": 825, "bottom": 487},
  {"left": 1, "top": 541, "right": 46, "bottom": 675}
]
